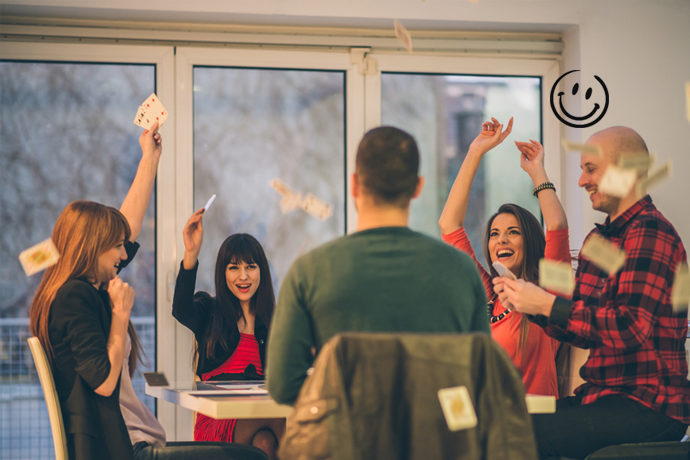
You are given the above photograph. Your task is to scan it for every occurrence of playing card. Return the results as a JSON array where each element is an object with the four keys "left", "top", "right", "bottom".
[
  {"left": 492, "top": 261, "right": 517, "bottom": 281},
  {"left": 269, "top": 178, "right": 293, "bottom": 198},
  {"left": 539, "top": 259, "right": 575, "bottom": 296},
  {"left": 561, "top": 140, "right": 602, "bottom": 156},
  {"left": 618, "top": 153, "right": 655, "bottom": 172},
  {"left": 671, "top": 263, "right": 690, "bottom": 313},
  {"left": 636, "top": 161, "right": 671, "bottom": 197},
  {"left": 133, "top": 93, "right": 168, "bottom": 130},
  {"left": 19, "top": 238, "right": 60, "bottom": 276},
  {"left": 203, "top": 194, "right": 216, "bottom": 212},
  {"left": 394, "top": 19, "right": 413, "bottom": 53},
  {"left": 280, "top": 192, "right": 303, "bottom": 214},
  {"left": 301, "top": 193, "right": 334, "bottom": 222},
  {"left": 438, "top": 386, "right": 477, "bottom": 431},
  {"left": 598, "top": 165, "right": 637, "bottom": 198},
  {"left": 581, "top": 234, "right": 626, "bottom": 275}
]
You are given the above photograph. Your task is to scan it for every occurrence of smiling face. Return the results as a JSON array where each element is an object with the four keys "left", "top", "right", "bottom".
[
  {"left": 94, "top": 236, "right": 127, "bottom": 285},
  {"left": 550, "top": 70, "right": 609, "bottom": 129},
  {"left": 226, "top": 260, "right": 261, "bottom": 307},
  {"left": 488, "top": 213, "right": 524, "bottom": 277},
  {"left": 578, "top": 132, "right": 627, "bottom": 216}
]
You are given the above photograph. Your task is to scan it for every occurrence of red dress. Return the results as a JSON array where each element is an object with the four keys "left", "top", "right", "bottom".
[
  {"left": 442, "top": 227, "right": 571, "bottom": 397},
  {"left": 194, "top": 333, "right": 264, "bottom": 442}
]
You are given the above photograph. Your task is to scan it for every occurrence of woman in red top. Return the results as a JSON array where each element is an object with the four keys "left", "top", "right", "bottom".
[
  {"left": 439, "top": 117, "right": 571, "bottom": 397},
  {"left": 172, "top": 209, "right": 284, "bottom": 460}
]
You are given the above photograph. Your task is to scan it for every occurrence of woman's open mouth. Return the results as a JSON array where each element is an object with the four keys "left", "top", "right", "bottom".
[{"left": 496, "top": 249, "right": 514, "bottom": 261}]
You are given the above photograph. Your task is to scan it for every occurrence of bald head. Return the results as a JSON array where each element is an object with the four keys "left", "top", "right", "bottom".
[{"left": 587, "top": 126, "right": 649, "bottom": 165}]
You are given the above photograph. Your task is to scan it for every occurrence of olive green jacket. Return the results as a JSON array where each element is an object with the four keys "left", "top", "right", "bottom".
[{"left": 280, "top": 333, "right": 537, "bottom": 460}]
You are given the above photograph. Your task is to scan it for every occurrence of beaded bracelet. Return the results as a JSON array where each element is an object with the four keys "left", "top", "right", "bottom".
[{"left": 533, "top": 182, "right": 555, "bottom": 197}]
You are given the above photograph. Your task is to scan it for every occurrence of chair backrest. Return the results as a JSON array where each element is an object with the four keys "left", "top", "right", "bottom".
[{"left": 27, "top": 337, "right": 69, "bottom": 460}]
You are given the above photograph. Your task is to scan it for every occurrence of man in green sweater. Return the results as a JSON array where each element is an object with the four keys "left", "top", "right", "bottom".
[{"left": 267, "top": 126, "right": 490, "bottom": 405}]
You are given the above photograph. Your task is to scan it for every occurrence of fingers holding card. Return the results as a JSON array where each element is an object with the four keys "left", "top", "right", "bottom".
[
  {"left": 19, "top": 238, "right": 60, "bottom": 276},
  {"left": 134, "top": 93, "right": 168, "bottom": 130}
]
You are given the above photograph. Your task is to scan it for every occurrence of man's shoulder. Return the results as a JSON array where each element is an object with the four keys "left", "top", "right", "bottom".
[{"left": 629, "top": 203, "right": 681, "bottom": 241}]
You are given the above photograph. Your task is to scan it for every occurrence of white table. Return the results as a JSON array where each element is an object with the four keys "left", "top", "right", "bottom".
[
  {"left": 145, "top": 381, "right": 293, "bottom": 419},
  {"left": 146, "top": 381, "right": 555, "bottom": 420}
]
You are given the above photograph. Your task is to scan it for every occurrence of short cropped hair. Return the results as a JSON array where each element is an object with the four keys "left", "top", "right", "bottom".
[{"left": 355, "top": 126, "right": 420, "bottom": 208}]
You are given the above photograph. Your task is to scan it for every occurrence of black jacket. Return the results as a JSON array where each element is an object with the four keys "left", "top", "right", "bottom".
[
  {"left": 47, "top": 241, "right": 138, "bottom": 460},
  {"left": 172, "top": 261, "right": 268, "bottom": 379}
]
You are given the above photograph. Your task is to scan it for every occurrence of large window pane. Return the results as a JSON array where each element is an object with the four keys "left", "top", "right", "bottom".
[
  {"left": 193, "top": 67, "right": 345, "bottom": 293},
  {"left": 382, "top": 73, "right": 541, "bottom": 269},
  {"left": 0, "top": 61, "right": 157, "bottom": 460}
]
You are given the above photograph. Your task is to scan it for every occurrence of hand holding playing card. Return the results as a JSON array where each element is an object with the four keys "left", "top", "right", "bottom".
[
  {"left": 134, "top": 93, "right": 168, "bottom": 131},
  {"left": 139, "top": 121, "right": 162, "bottom": 161}
]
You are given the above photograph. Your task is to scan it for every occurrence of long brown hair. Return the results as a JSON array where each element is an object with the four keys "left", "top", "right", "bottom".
[
  {"left": 483, "top": 203, "right": 545, "bottom": 361},
  {"left": 29, "top": 200, "right": 143, "bottom": 376},
  {"left": 196, "top": 233, "right": 275, "bottom": 363}
]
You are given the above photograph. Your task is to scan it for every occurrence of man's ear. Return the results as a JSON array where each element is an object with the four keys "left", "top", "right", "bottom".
[
  {"left": 412, "top": 176, "right": 425, "bottom": 199},
  {"left": 351, "top": 173, "right": 359, "bottom": 199}
]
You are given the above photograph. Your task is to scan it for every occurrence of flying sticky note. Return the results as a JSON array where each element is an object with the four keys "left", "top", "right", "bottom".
[
  {"left": 581, "top": 234, "right": 626, "bottom": 275},
  {"left": 598, "top": 165, "right": 637, "bottom": 198},
  {"left": 269, "top": 178, "right": 293, "bottom": 197},
  {"left": 539, "top": 259, "right": 575, "bottom": 296},
  {"left": 618, "top": 153, "right": 655, "bottom": 172},
  {"left": 636, "top": 161, "right": 671, "bottom": 197},
  {"left": 301, "top": 193, "right": 334, "bottom": 222},
  {"left": 562, "top": 140, "right": 602, "bottom": 156},
  {"left": 671, "top": 263, "right": 690, "bottom": 313},
  {"left": 394, "top": 19, "right": 413, "bottom": 53},
  {"left": 280, "top": 191, "right": 303, "bottom": 214}
]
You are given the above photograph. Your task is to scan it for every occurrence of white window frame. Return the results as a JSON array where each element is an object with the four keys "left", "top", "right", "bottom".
[
  {"left": 0, "top": 41, "right": 178, "bottom": 438},
  {"left": 173, "top": 46, "right": 363, "bottom": 438}
]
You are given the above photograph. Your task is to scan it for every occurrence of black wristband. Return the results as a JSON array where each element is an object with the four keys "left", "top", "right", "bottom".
[{"left": 533, "top": 182, "right": 556, "bottom": 197}]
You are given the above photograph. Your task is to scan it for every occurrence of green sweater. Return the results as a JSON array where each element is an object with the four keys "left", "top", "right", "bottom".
[{"left": 266, "top": 226, "right": 490, "bottom": 405}]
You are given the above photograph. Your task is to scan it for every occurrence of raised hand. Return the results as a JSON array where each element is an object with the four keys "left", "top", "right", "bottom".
[
  {"left": 108, "top": 276, "right": 135, "bottom": 319},
  {"left": 468, "top": 117, "right": 514, "bottom": 156},
  {"left": 182, "top": 209, "right": 204, "bottom": 270},
  {"left": 139, "top": 121, "right": 163, "bottom": 162},
  {"left": 516, "top": 139, "right": 546, "bottom": 179}
]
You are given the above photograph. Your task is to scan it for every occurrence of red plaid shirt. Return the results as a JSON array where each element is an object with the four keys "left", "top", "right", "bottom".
[{"left": 535, "top": 196, "right": 690, "bottom": 424}]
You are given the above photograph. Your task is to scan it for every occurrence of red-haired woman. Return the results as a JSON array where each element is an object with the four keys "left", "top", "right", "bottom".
[{"left": 439, "top": 117, "right": 571, "bottom": 397}]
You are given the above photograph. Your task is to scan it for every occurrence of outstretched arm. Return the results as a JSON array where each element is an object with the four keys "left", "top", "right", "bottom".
[
  {"left": 120, "top": 122, "right": 163, "bottom": 242},
  {"left": 439, "top": 117, "right": 513, "bottom": 235},
  {"left": 516, "top": 140, "right": 567, "bottom": 231}
]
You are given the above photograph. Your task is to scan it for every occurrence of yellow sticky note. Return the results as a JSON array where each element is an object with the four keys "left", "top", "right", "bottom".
[
  {"left": 539, "top": 259, "right": 575, "bottom": 296},
  {"left": 636, "top": 160, "right": 672, "bottom": 197},
  {"left": 581, "top": 234, "right": 626, "bottom": 275}
]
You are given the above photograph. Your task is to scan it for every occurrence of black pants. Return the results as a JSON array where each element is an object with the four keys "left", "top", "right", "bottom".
[{"left": 532, "top": 394, "right": 688, "bottom": 460}]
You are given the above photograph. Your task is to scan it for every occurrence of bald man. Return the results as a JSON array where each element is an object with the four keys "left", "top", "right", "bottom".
[{"left": 495, "top": 127, "right": 690, "bottom": 459}]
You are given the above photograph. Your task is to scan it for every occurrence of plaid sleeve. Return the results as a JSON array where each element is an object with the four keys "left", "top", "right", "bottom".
[{"left": 565, "top": 217, "right": 676, "bottom": 349}]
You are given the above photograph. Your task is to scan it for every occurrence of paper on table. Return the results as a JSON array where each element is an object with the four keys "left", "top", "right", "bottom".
[
  {"left": 561, "top": 140, "right": 602, "bottom": 156},
  {"left": 438, "top": 386, "right": 477, "bottom": 431},
  {"left": 671, "top": 263, "right": 690, "bottom": 313},
  {"left": 636, "top": 161, "right": 672, "bottom": 197},
  {"left": 301, "top": 193, "right": 334, "bottom": 221},
  {"left": 19, "top": 238, "right": 60, "bottom": 276},
  {"left": 539, "top": 259, "right": 575, "bottom": 296},
  {"left": 581, "top": 234, "right": 626, "bottom": 275},
  {"left": 394, "top": 19, "right": 413, "bottom": 53},
  {"left": 598, "top": 165, "right": 637, "bottom": 198}
]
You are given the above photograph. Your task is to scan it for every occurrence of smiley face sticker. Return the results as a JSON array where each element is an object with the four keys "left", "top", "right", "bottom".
[{"left": 550, "top": 70, "right": 609, "bottom": 128}]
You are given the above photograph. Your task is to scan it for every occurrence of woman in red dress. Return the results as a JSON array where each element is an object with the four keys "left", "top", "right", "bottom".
[
  {"left": 172, "top": 209, "right": 284, "bottom": 460},
  {"left": 439, "top": 117, "right": 571, "bottom": 397}
]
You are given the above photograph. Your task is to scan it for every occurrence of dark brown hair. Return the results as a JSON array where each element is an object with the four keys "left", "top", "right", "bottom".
[
  {"left": 200, "top": 233, "right": 275, "bottom": 361},
  {"left": 355, "top": 126, "right": 420, "bottom": 208},
  {"left": 483, "top": 203, "right": 545, "bottom": 360},
  {"left": 29, "top": 200, "right": 142, "bottom": 376}
]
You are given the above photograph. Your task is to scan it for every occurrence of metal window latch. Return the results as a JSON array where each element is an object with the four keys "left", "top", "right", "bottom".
[{"left": 350, "top": 47, "right": 377, "bottom": 76}]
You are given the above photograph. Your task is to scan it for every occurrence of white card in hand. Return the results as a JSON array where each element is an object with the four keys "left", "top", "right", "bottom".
[
  {"left": 581, "top": 234, "right": 626, "bottom": 275},
  {"left": 598, "top": 165, "right": 637, "bottom": 198},
  {"left": 438, "top": 386, "right": 477, "bottom": 431},
  {"left": 133, "top": 93, "right": 168, "bottom": 130},
  {"left": 671, "top": 263, "right": 690, "bottom": 313},
  {"left": 539, "top": 259, "right": 575, "bottom": 296},
  {"left": 394, "top": 19, "right": 413, "bottom": 53},
  {"left": 203, "top": 194, "right": 216, "bottom": 212},
  {"left": 301, "top": 193, "right": 334, "bottom": 222},
  {"left": 19, "top": 238, "right": 60, "bottom": 276},
  {"left": 492, "top": 261, "right": 517, "bottom": 281}
]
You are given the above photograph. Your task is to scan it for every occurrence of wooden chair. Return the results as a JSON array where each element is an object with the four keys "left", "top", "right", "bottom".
[{"left": 27, "top": 337, "right": 69, "bottom": 460}]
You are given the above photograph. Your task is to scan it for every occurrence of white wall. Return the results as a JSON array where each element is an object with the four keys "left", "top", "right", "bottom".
[{"left": 3, "top": 0, "right": 690, "bottom": 246}]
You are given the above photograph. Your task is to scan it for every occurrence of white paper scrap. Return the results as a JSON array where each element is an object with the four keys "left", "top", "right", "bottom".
[
  {"left": 598, "top": 165, "right": 637, "bottom": 198},
  {"left": 539, "top": 259, "right": 575, "bottom": 296},
  {"left": 19, "top": 238, "right": 60, "bottom": 276},
  {"left": 394, "top": 19, "right": 413, "bottom": 53},
  {"left": 562, "top": 140, "right": 602, "bottom": 156},
  {"left": 581, "top": 234, "right": 626, "bottom": 275}
]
